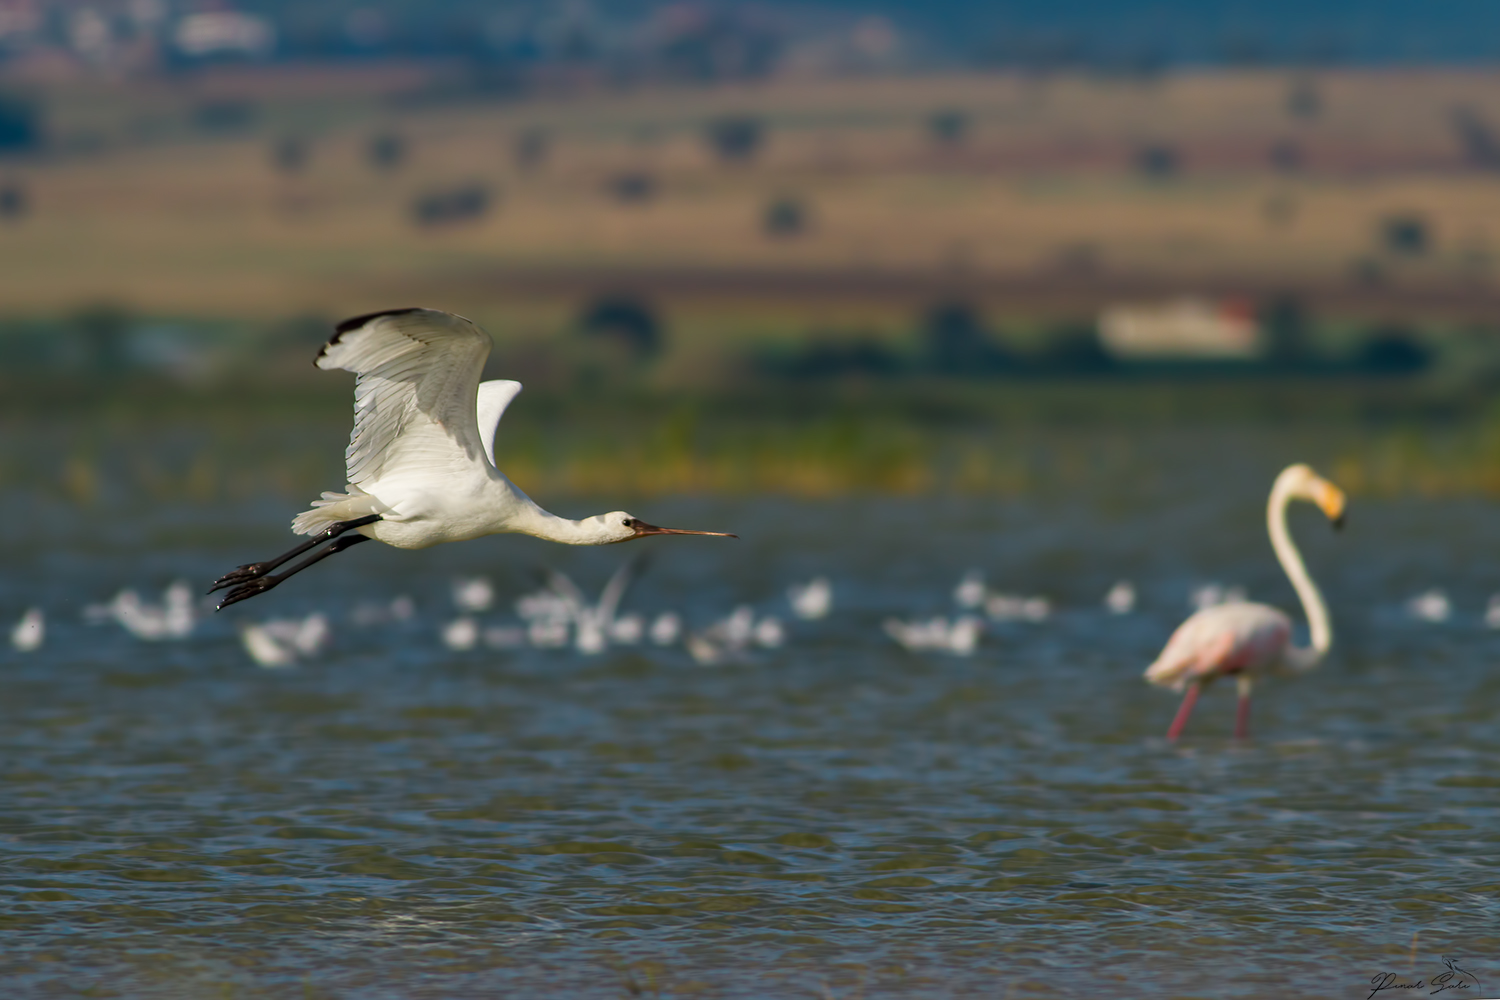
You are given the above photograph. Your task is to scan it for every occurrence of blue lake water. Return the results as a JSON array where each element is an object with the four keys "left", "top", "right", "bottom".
[{"left": 1, "top": 428, "right": 1498, "bottom": 999}]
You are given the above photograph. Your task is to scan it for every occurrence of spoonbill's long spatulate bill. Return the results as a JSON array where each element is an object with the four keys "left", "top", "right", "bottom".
[{"left": 210, "top": 308, "right": 734, "bottom": 609}]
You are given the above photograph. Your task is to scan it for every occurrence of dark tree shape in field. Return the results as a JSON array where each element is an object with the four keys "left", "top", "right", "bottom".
[
  {"left": 0, "top": 180, "right": 27, "bottom": 220},
  {"left": 1381, "top": 215, "right": 1430, "bottom": 256},
  {"left": 606, "top": 171, "right": 656, "bottom": 204},
  {"left": 368, "top": 132, "right": 406, "bottom": 171},
  {"left": 1037, "top": 323, "right": 1114, "bottom": 373},
  {"left": 194, "top": 100, "right": 257, "bottom": 134},
  {"left": 765, "top": 333, "right": 902, "bottom": 379},
  {"left": 513, "top": 127, "right": 549, "bottom": 170},
  {"left": 1450, "top": 106, "right": 1500, "bottom": 171},
  {"left": 1260, "top": 295, "right": 1312, "bottom": 369},
  {"left": 0, "top": 93, "right": 40, "bottom": 152},
  {"left": 271, "top": 136, "right": 310, "bottom": 173},
  {"left": 1285, "top": 78, "right": 1322, "bottom": 119},
  {"left": 1135, "top": 143, "right": 1179, "bottom": 179},
  {"left": 411, "top": 184, "right": 492, "bottom": 226},
  {"left": 578, "top": 296, "right": 663, "bottom": 361},
  {"left": 927, "top": 109, "right": 970, "bottom": 146},
  {"left": 74, "top": 304, "right": 132, "bottom": 374},
  {"left": 705, "top": 115, "right": 764, "bottom": 163},
  {"left": 921, "top": 302, "right": 1012, "bottom": 375},
  {"left": 1357, "top": 327, "right": 1430, "bottom": 374},
  {"left": 762, "top": 196, "right": 807, "bottom": 237},
  {"left": 1268, "top": 138, "right": 1304, "bottom": 173}
]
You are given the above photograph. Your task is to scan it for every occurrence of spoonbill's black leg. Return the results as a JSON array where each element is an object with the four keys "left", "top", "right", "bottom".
[
  {"left": 216, "top": 532, "right": 374, "bottom": 611},
  {"left": 209, "top": 514, "right": 382, "bottom": 595}
]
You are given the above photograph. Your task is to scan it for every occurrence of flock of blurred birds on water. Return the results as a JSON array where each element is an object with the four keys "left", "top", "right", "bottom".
[{"left": 2, "top": 562, "right": 1489, "bottom": 665}]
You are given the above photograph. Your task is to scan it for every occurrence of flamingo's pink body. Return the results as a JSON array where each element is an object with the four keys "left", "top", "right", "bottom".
[{"left": 1145, "top": 464, "right": 1346, "bottom": 741}]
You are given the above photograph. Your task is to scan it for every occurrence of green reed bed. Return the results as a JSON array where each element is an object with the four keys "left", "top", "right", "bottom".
[{"left": 2, "top": 375, "right": 1497, "bottom": 508}]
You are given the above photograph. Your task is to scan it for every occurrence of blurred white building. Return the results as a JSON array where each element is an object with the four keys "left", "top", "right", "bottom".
[
  {"left": 174, "top": 11, "right": 273, "bottom": 60},
  {"left": 1098, "top": 298, "right": 1261, "bottom": 360}
]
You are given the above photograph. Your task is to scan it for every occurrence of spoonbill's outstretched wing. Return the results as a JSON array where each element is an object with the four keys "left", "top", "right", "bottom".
[
  {"left": 317, "top": 308, "right": 493, "bottom": 490},
  {"left": 476, "top": 379, "right": 523, "bottom": 469}
]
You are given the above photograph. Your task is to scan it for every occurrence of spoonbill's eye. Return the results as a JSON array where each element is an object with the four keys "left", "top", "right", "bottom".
[{"left": 623, "top": 518, "right": 636, "bottom": 527}]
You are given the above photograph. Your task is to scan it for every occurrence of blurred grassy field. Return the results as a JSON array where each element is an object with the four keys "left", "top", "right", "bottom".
[
  {"left": 3, "top": 65, "right": 1499, "bottom": 500},
  {"left": 8, "top": 65, "right": 1500, "bottom": 326}
]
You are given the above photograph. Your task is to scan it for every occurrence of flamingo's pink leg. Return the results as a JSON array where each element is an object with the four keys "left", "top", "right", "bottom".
[
  {"left": 1234, "top": 693, "right": 1251, "bottom": 739},
  {"left": 1166, "top": 682, "right": 1201, "bottom": 742}
]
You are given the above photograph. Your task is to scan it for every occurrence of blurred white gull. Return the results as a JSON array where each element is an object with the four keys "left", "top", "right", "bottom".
[
  {"left": 452, "top": 576, "right": 494, "bottom": 613},
  {"left": 686, "top": 605, "right": 784, "bottom": 665},
  {"left": 10, "top": 607, "right": 44, "bottom": 652},
  {"left": 787, "top": 576, "right": 833, "bottom": 620},
  {"left": 984, "top": 593, "right": 1051, "bottom": 622},
  {"left": 1104, "top": 580, "right": 1136, "bottom": 615},
  {"left": 350, "top": 595, "right": 414, "bottom": 626},
  {"left": 1190, "top": 582, "right": 1247, "bottom": 611},
  {"left": 543, "top": 563, "right": 638, "bottom": 655},
  {"left": 1407, "top": 589, "right": 1451, "bottom": 624},
  {"left": 884, "top": 615, "right": 982, "bottom": 656},
  {"left": 649, "top": 611, "right": 682, "bottom": 646},
  {"left": 514, "top": 583, "right": 571, "bottom": 647},
  {"left": 241, "top": 612, "right": 330, "bottom": 668},
  {"left": 953, "top": 569, "right": 1048, "bottom": 622},
  {"left": 754, "top": 616, "right": 785, "bottom": 648},
  {"left": 954, "top": 570, "right": 986, "bottom": 609},
  {"left": 440, "top": 617, "right": 480, "bottom": 650},
  {"left": 85, "top": 581, "right": 196, "bottom": 641},
  {"left": 482, "top": 624, "right": 527, "bottom": 649}
]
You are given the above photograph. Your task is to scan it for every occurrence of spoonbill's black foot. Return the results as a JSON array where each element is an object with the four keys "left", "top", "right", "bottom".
[
  {"left": 208, "top": 563, "right": 272, "bottom": 594},
  {"left": 213, "top": 530, "right": 375, "bottom": 612},
  {"left": 206, "top": 515, "right": 382, "bottom": 596},
  {"left": 217, "top": 576, "right": 282, "bottom": 610}
]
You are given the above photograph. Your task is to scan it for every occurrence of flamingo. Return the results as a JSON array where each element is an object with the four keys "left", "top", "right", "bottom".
[
  {"left": 1145, "top": 463, "right": 1346, "bottom": 741},
  {"left": 209, "top": 309, "right": 734, "bottom": 609}
]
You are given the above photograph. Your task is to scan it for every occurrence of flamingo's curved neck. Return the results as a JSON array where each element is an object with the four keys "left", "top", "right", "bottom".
[{"left": 1268, "top": 481, "right": 1331, "bottom": 667}]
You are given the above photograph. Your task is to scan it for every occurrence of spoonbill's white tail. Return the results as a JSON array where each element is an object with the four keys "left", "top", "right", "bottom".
[
  {"left": 1145, "top": 464, "right": 1345, "bottom": 741},
  {"left": 209, "top": 308, "right": 734, "bottom": 610}
]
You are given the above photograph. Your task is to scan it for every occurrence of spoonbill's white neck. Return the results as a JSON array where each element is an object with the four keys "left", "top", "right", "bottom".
[
  {"left": 506, "top": 502, "right": 628, "bottom": 545},
  {"left": 1267, "top": 477, "right": 1332, "bottom": 668},
  {"left": 500, "top": 493, "right": 736, "bottom": 546}
]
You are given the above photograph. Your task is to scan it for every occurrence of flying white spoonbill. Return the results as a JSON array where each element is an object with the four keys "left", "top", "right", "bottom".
[
  {"left": 210, "top": 309, "right": 735, "bottom": 609},
  {"left": 1145, "top": 464, "right": 1345, "bottom": 741}
]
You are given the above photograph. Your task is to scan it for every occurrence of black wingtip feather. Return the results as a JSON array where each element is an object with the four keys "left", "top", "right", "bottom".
[{"left": 331, "top": 307, "right": 425, "bottom": 341}]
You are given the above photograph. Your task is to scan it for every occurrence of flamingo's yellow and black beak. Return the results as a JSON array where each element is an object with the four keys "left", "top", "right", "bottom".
[
  {"left": 1314, "top": 480, "right": 1347, "bottom": 530},
  {"left": 627, "top": 518, "right": 737, "bottom": 539}
]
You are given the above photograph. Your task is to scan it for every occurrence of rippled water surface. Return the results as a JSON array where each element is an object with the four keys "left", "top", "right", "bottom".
[{"left": 2, "top": 432, "right": 1499, "bottom": 999}]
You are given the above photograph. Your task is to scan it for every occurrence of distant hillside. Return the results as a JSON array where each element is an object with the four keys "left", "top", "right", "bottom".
[
  {"left": 228, "top": 1, "right": 1500, "bottom": 69},
  {"left": 850, "top": 0, "right": 1500, "bottom": 65}
]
